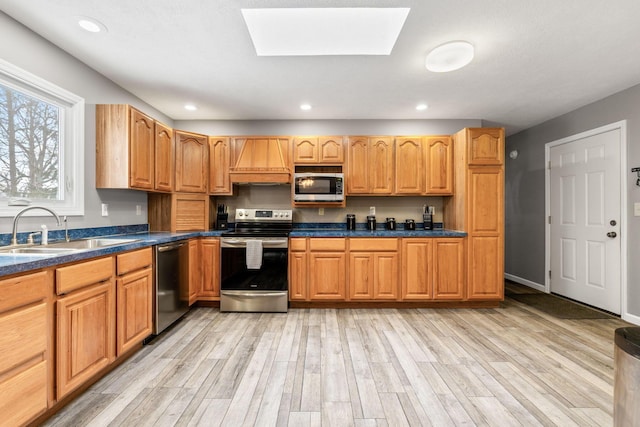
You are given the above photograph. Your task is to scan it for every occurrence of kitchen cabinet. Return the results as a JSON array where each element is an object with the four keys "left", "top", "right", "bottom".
[
  {"left": 199, "top": 238, "right": 220, "bottom": 300},
  {"left": 348, "top": 238, "right": 399, "bottom": 300},
  {"left": 347, "top": 136, "right": 394, "bottom": 194},
  {"left": 154, "top": 121, "right": 174, "bottom": 192},
  {"left": 96, "top": 104, "right": 174, "bottom": 192},
  {"left": 433, "top": 238, "right": 465, "bottom": 300},
  {"left": 56, "top": 257, "right": 116, "bottom": 399},
  {"left": 445, "top": 127, "right": 505, "bottom": 301},
  {"left": 425, "top": 136, "right": 453, "bottom": 195},
  {"left": 116, "top": 248, "right": 153, "bottom": 356},
  {"left": 175, "top": 130, "right": 208, "bottom": 193},
  {"left": 308, "top": 239, "right": 347, "bottom": 300},
  {"left": 0, "top": 270, "right": 52, "bottom": 426},
  {"left": 395, "top": 137, "right": 423, "bottom": 194},
  {"left": 148, "top": 192, "right": 210, "bottom": 232},
  {"left": 209, "top": 136, "right": 232, "bottom": 195},
  {"left": 289, "top": 238, "right": 308, "bottom": 300},
  {"left": 401, "top": 239, "right": 433, "bottom": 299},
  {"left": 293, "top": 136, "right": 344, "bottom": 164},
  {"left": 188, "top": 239, "right": 199, "bottom": 305}
]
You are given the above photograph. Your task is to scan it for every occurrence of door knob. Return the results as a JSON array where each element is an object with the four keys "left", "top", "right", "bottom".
[{"left": 607, "top": 231, "right": 617, "bottom": 238}]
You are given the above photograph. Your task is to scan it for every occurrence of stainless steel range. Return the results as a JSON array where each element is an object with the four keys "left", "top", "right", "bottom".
[{"left": 220, "top": 208, "right": 292, "bottom": 312}]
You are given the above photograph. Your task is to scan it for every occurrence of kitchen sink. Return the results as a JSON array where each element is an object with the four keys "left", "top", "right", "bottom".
[
  {"left": 0, "top": 247, "right": 83, "bottom": 256},
  {"left": 48, "top": 237, "right": 141, "bottom": 249}
]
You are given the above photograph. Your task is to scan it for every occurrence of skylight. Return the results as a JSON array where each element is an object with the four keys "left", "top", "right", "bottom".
[{"left": 241, "top": 8, "right": 410, "bottom": 56}]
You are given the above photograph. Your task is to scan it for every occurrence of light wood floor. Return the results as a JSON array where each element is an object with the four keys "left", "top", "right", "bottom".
[{"left": 44, "top": 295, "right": 630, "bottom": 427}]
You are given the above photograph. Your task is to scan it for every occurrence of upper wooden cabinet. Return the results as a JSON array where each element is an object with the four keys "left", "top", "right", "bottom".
[
  {"left": 154, "top": 121, "right": 174, "bottom": 192},
  {"left": 230, "top": 137, "right": 291, "bottom": 183},
  {"left": 467, "top": 128, "right": 504, "bottom": 166},
  {"left": 425, "top": 136, "right": 453, "bottom": 194},
  {"left": 209, "top": 136, "right": 232, "bottom": 195},
  {"left": 148, "top": 192, "right": 210, "bottom": 232},
  {"left": 395, "top": 137, "right": 424, "bottom": 194},
  {"left": 347, "top": 136, "right": 394, "bottom": 194},
  {"left": 175, "top": 130, "right": 208, "bottom": 193},
  {"left": 96, "top": 105, "right": 174, "bottom": 192},
  {"left": 293, "top": 136, "right": 344, "bottom": 164}
]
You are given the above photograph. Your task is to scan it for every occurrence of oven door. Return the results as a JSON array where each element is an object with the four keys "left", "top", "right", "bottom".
[{"left": 220, "top": 238, "right": 288, "bottom": 312}]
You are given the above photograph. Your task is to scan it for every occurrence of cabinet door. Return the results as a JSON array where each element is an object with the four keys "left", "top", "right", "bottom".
[
  {"left": 129, "top": 108, "right": 155, "bottom": 190},
  {"left": 57, "top": 281, "right": 115, "bottom": 399},
  {"left": 199, "top": 238, "right": 220, "bottom": 299},
  {"left": 188, "top": 239, "right": 199, "bottom": 305},
  {"left": 425, "top": 136, "right": 453, "bottom": 195},
  {"left": 319, "top": 136, "right": 344, "bottom": 163},
  {"left": 175, "top": 130, "right": 208, "bottom": 193},
  {"left": 395, "top": 137, "right": 423, "bottom": 194},
  {"left": 293, "top": 137, "right": 319, "bottom": 163},
  {"left": 433, "top": 239, "right": 465, "bottom": 300},
  {"left": 209, "top": 137, "right": 232, "bottom": 195},
  {"left": 347, "top": 137, "right": 370, "bottom": 194},
  {"left": 116, "top": 267, "right": 152, "bottom": 355},
  {"left": 154, "top": 122, "right": 174, "bottom": 192},
  {"left": 349, "top": 253, "right": 373, "bottom": 300},
  {"left": 289, "top": 251, "right": 308, "bottom": 300},
  {"left": 309, "top": 252, "right": 346, "bottom": 300},
  {"left": 373, "top": 252, "right": 399, "bottom": 300},
  {"left": 401, "top": 239, "right": 432, "bottom": 300},
  {"left": 467, "top": 128, "right": 504, "bottom": 166},
  {"left": 369, "top": 137, "right": 394, "bottom": 194}
]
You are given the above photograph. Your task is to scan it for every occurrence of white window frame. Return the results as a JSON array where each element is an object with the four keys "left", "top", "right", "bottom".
[{"left": 0, "top": 59, "right": 84, "bottom": 217}]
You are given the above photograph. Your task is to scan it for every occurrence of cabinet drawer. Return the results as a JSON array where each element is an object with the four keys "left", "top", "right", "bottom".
[
  {"left": 309, "top": 238, "right": 346, "bottom": 251},
  {"left": 0, "top": 302, "right": 47, "bottom": 373},
  {"left": 117, "top": 247, "right": 152, "bottom": 276},
  {"left": 349, "top": 238, "right": 398, "bottom": 251},
  {"left": 56, "top": 257, "right": 114, "bottom": 295},
  {"left": 289, "top": 238, "right": 307, "bottom": 251},
  {"left": 0, "top": 270, "right": 49, "bottom": 312},
  {"left": 0, "top": 360, "right": 47, "bottom": 427}
]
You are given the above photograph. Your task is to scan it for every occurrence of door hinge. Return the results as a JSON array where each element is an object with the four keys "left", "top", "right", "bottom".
[
  {"left": 548, "top": 160, "right": 551, "bottom": 170},
  {"left": 548, "top": 216, "right": 551, "bottom": 224},
  {"left": 549, "top": 270, "right": 552, "bottom": 279}
]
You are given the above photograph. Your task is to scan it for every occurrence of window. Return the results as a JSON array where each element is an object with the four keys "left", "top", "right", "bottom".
[{"left": 0, "top": 59, "right": 84, "bottom": 217}]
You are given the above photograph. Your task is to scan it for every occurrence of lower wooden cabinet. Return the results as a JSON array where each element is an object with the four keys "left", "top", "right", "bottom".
[
  {"left": 308, "top": 238, "right": 347, "bottom": 300},
  {"left": 0, "top": 270, "right": 52, "bottom": 426},
  {"left": 116, "top": 248, "right": 153, "bottom": 356},
  {"left": 199, "top": 238, "right": 220, "bottom": 300},
  {"left": 433, "top": 239, "right": 465, "bottom": 300},
  {"left": 56, "top": 257, "right": 116, "bottom": 399},
  {"left": 188, "top": 239, "right": 199, "bottom": 305},
  {"left": 349, "top": 238, "right": 399, "bottom": 300},
  {"left": 401, "top": 239, "right": 433, "bottom": 300}
]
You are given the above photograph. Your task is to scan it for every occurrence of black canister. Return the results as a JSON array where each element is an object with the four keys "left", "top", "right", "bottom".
[
  {"left": 386, "top": 217, "right": 396, "bottom": 230},
  {"left": 346, "top": 214, "right": 356, "bottom": 230},
  {"left": 366, "top": 215, "right": 376, "bottom": 230},
  {"left": 405, "top": 219, "right": 416, "bottom": 230}
]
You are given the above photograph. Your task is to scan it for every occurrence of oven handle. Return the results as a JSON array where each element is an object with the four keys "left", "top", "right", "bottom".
[
  {"left": 221, "top": 290, "right": 288, "bottom": 298},
  {"left": 221, "top": 239, "right": 288, "bottom": 246}
]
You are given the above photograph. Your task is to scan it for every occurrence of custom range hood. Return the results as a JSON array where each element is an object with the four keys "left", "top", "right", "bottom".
[{"left": 230, "top": 137, "right": 291, "bottom": 184}]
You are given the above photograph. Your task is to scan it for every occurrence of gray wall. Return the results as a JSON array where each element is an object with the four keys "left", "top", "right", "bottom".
[
  {"left": 505, "top": 82, "right": 640, "bottom": 318},
  {"left": 0, "top": 12, "right": 172, "bottom": 235}
]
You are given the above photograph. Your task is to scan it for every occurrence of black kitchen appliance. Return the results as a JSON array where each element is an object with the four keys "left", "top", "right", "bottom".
[
  {"left": 405, "top": 219, "right": 416, "bottom": 230},
  {"left": 386, "top": 218, "right": 396, "bottom": 230},
  {"left": 367, "top": 215, "right": 376, "bottom": 230},
  {"left": 346, "top": 214, "right": 356, "bottom": 230},
  {"left": 220, "top": 208, "right": 292, "bottom": 312}
]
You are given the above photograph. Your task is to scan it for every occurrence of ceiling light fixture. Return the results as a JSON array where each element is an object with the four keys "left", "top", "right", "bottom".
[
  {"left": 300, "top": 104, "right": 312, "bottom": 111},
  {"left": 425, "top": 41, "right": 474, "bottom": 72},
  {"left": 242, "top": 8, "right": 410, "bottom": 56},
  {"left": 416, "top": 103, "right": 428, "bottom": 111},
  {"left": 77, "top": 17, "right": 107, "bottom": 33},
  {"left": 184, "top": 104, "right": 198, "bottom": 111}
]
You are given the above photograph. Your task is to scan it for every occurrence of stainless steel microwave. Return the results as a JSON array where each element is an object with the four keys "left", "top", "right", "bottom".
[{"left": 293, "top": 173, "right": 344, "bottom": 202}]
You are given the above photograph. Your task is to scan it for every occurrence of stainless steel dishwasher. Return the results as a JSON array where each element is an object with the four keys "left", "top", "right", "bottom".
[{"left": 154, "top": 241, "right": 189, "bottom": 334}]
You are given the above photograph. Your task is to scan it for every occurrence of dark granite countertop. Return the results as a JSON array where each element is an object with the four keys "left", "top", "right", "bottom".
[{"left": 289, "top": 228, "right": 466, "bottom": 238}]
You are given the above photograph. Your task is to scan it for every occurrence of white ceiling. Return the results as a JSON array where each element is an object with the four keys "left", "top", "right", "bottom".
[{"left": 2, "top": 0, "right": 640, "bottom": 135}]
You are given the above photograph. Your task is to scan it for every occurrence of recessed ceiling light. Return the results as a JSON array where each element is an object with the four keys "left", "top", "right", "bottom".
[
  {"left": 77, "top": 17, "right": 107, "bottom": 33},
  {"left": 425, "top": 41, "right": 474, "bottom": 72},
  {"left": 416, "top": 103, "right": 428, "bottom": 111},
  {"left": 300, "top": 104, "right": 312, "bottom": 111},
  {"left": 184, "top": 104, "right": 197, "bottom": 111},
  {"left": 242, "top": 8, "right": 410, "bottom": 56}
]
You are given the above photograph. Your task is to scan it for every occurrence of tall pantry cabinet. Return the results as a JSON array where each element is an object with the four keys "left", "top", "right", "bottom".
[{"left": 445, "top": 128, "right": 504, "bottom": 300}]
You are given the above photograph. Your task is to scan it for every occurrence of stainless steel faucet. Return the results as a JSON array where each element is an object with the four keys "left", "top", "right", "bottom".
[{"left": 10, "top": 206, "right": 62, "bottom": 246}]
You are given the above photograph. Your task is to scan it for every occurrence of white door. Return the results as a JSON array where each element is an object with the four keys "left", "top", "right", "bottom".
[{"left": 549, "top": 127, "right": 621, "bottom": 314}]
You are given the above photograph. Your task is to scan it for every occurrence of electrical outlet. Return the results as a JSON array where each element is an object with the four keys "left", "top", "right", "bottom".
[
  {"left": 101, "top": 203, "right": 108, "bottom": 217},
  {"left": 136, "top": 205, "right": 142, "bottom": 216},
  {"left": 634, "top": 202, "right": 640, "bottom": 216},
  {"left": 369, "top": 206, "right": 375, "bottom": 215},
  {"left": 318, "top": 208, "right": 325, "bottom": 216}
]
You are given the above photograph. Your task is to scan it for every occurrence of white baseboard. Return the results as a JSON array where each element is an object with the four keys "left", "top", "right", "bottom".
[
  {"left": 622, "top": 312, "right": 640, "bottom": 326},
  {"left": 504, "top": 273, "right": 546, "bottom": 293}
]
